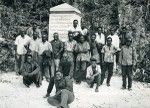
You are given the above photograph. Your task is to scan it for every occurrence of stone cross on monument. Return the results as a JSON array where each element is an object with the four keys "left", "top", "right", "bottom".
[{"left": 49, "top": 3, "right": 82, "bottom": 42}]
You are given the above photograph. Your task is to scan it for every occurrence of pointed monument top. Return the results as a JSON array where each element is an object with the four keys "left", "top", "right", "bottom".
[{"left": 50, "top": 3, "right": 81, "bottom": 15}]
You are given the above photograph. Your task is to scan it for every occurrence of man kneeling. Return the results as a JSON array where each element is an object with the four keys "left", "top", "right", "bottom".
[
  {"left": 22, "top": 54, "right": 41, "bottom": 87},
  {"left": 44, "top": 72, "right": 74, "bottom": 108},
  {"left": 86, "top": 57, "right": 101, "bottom": 92}
]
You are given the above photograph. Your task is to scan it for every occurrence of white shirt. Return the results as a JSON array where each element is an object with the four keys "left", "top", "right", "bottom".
[
  {"left": 108, "top": 34, "right": 120, "bottom": 50},
  {"left": 86, "top": 65, "right": 101, "bottom": 78},
  {"left": 95, "top": 33, "right": 105, "bottom": 45},
  {"left": 69, "top": 26, "right": 82, "bottom": 32},
  {"left": 38, "top": 41, "right": 52, "bottom": 55},
  {"left": 29, "top": 38, "right": 41, "bottom": 52},
  {"left": 64, "top": 40, "right": 77, "bottom": 52},
  {"left": 15, "top": 35, "right": 31, "bottom": 55}
]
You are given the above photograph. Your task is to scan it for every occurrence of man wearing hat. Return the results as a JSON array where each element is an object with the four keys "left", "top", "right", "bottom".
[
  {"left": 119, "top": 37, "right": 137, "bottom": 90},
  {"left": 86, "top": 57, "right": 101, "bottom": 92}
]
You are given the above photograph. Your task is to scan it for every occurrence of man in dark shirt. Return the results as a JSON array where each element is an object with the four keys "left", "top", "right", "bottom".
[
  {"left": 44, "top": 72, "right": 74, "bottom": 108},
  {"left": 59, "top": 53, "right": 73, "bottom": 78},
  {"left": 22, "top": 54, "right": 40, "bottom": 87},
  {"left": 51, "top": 33, "right": 63, "bottom": 72}
]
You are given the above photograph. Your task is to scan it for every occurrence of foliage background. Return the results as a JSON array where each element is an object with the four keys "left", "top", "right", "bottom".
[{"left": 0, "top": 0, "right": 150, "bottom": 72}]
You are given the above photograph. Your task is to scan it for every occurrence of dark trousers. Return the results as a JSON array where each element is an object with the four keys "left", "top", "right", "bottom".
[
  {"left": 39, "top": 56, "right": 51, "bottom": 82},
  {"left": 47, "top": 89, "right": 74, "bottom": 108},
  {"left": 101, "top": 62, "right": 114, "bottom": 84},
  {"left": 75, "top": 61, "right": 87, "bottom": 82},
  {"left": 15, "top": 54, "right": 25, "bottom": 74},
  {"left": 122, "top": 65, "right": 133, "bottom": 88},
  {"left": 87, "top": 74, "right": 101, "bottom": 89},
  {"left": 23, "top": 74, "right": 40, "bottom": 86}
]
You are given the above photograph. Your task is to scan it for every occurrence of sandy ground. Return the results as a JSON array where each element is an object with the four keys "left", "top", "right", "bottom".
[{"left": 0, "top": 72, "right": 150, "bottom": 108}]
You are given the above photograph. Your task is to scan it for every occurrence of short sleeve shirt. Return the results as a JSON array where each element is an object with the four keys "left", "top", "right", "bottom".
[
  {"left": 76, "top": 41, "right": 90, "bottom": 61},
  {"left": 101, "top": 45, "right": 116, "bottom": 63},
  {"left": 64, "top": 40, "right": 77, "bottom": 52},
  {"left": 29, "top": 38, "right": 41, "bottom": 52},
  {"left": 15, "top": 35, "right": 31, "bottom": 55},
  {"left": 86, "top": 65, "right": 101, "bottom": 78},
  {"left": 38, "top": 41, "right": 52, "bottom": 55}
]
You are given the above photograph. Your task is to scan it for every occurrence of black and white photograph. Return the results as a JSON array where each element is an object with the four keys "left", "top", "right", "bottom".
[{"left": 0, "top": 0, "right": 150, "bottom": 108}]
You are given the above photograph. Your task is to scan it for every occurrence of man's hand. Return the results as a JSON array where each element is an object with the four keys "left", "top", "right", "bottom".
[{"left": 43, "top": 94, "right": 50, "bottom": 98}]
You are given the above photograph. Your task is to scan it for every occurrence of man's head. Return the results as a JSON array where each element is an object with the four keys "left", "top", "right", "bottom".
[
  {"left": 20, "top": 28, "right": 25, "bottom": 37},
  {"left": 80, "top": 35, "right": 85, "bottom": 43},
  {"left": 73, "top": 20, "right": 78, "bottom": 28},
  {"left": 81, "top": 22, "right": 86, "bottom": 29},
  {"left": 126, "top": 37, "right": 132, "bottom": 46},
  {"left": 56, "top": 72, "right": 63, "bottom": 80},
  {"left": 91, "top": 33, "right": 96, "bottom": 42},
  {"left": 26, "top": 54, "right": 32, "bottom": 63},
  {"left": 68, "top": 31, "right": 73, "bottom": 41},
  {"left": 110, "top": 29, "right": 114, "bottom": 35},
  {"left": 107, "top": 37, "right": 112, "bottom": 46},
  {"left": 53, "top": 32, "right": 59, "bottom": 41},
  {"left": 33, "top": 32, "right": 38, "bottom": 40},
  {"left": 33, "top": 23, "right": 37, "bottom": 31},
  {"left": 42, "top": 31, "right": 48, "bottom": 42},
  {"left": 90, "top": 57, "right": 97, "bottom": 68},
  {"left": 97, "top": 27, "right": 102, "bottom": 34}
]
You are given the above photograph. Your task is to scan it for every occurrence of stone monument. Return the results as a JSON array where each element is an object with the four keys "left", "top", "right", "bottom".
[{"left": 49, "top": 3, "right": 82, "bottom": 42}]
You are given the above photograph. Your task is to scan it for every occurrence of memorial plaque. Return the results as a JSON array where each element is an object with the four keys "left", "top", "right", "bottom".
[{"left": 49, "top": 3, "right": 82, "bottom": 42}]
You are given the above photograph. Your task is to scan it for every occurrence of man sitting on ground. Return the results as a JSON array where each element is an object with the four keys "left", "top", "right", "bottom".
[
  {"left": 22, "top": 54, "right": 40, "bottom": 88},
  {"left": 86, "top": 57, "right": 101, "bottom": 92},
  {"left": 44, "top": 72, "right": 74, "bottom": 108}
]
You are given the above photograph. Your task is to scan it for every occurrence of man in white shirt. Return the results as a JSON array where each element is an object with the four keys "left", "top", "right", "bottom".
[
  {"left": 38, "top": 31, "right": 53, "bottom": 82},
  {"left": 81, "top": 22, "right": 89, "bottom": 42},
  {"left": 15, "top": 29, "right": 31, "bottom": 75},
  {"left": 86, "top": 57, "right": 101, "bottom": 92},
  {"left": 69, "top": 19, "right": 82, "bottom": 42},
  {"left": 29, "top": 32, "right": 41, "bottom": 63},
  {"left": 95, "top": 27, "right": 105, "bottom": 45},
  {"left": 95, "top": 27, "right": 106, "bottom": 65}
]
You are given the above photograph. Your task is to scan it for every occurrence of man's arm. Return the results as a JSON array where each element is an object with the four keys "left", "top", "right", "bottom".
[
  {"left": 28, "top": 63, "right": 40, "bottom": 76},
  {"left": 92, "top": 66, "right": 101, "bottom": 77}
]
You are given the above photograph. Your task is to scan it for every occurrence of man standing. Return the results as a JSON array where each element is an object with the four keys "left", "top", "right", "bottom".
[
  {"left": 74, "top": 36, "right": 90, "bottom": 84},
  {"left": 81, "top": 22, "right": 89, "bottom": 42},
  {"left": 15, "top": 28, "right": 31, "bottom": 75},
  {"left": 90, "top": 33, "right": 101, "bottom": 64},
  {"left": 59, "top": 53, "right": 73, "bottom": 78},
  {"left": 101, "top": 37, "right": 117, "bottom": 86},
  {"left": 51, "top": 33, "right": 63, "bottom": 72},
  {"left": 95, "top": 27, "right": 105, "bottom": 45},
  {"left": 95, "top": 27, "right": 105, "bottom": 65},
  {"left": 22, "top": 54, "right": 40, "bottom": 88},
  {"left": 29, "top": 32, "right": 41, "bottom": 63},
  {"left": 44, "top": 72, "right": 74, "bottom": 108},
  {"left": 108, "top": 29, "right": 120, "bottom": 72},
  {"left": 64, "top": 31, "right": 77, "bottom": 78},
  {"left": 119, "top": 37, "right": 137, "bottom": 90},
  {"left": 86, "top": 57, "right": 101, "bottom": 92},
  {"left": 69, "top": 19, "right": 82, "bottom": 42},
  {"left": 38, "top": 31, "right": 53, "bottom": 82}
]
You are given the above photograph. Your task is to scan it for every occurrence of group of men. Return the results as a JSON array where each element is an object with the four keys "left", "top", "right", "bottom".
[{"left": 14, "top": 19, "right": 137, "bottom": 108}]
